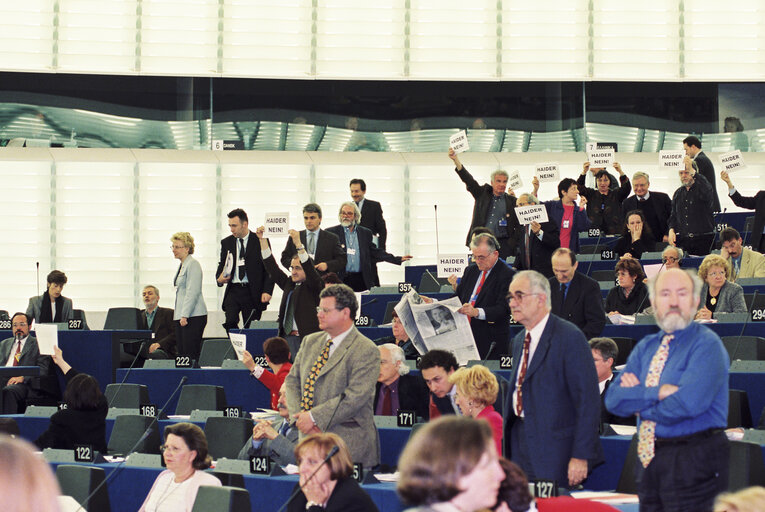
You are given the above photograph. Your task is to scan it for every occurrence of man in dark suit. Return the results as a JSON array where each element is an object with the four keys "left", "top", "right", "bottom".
[
  {"left": 621, "top": 171, "right": 673, "bottom": 243},
  {"left": 215, "top": 208, "right": 274, "bottom": 331},
  {"left": 419, "top": 349, "right": 459, "bottom": 419},
  {"left": 684, "top": 135, "right": 721, "bottom": 212},
  {"left": 1, "top": 313, "right": 59, "bottom": 414},
  {"left": 140, "top": 285, "right": 176, "bottom": 358},
  {"left": 455, "top": 233, "right": 515, "bottom": 359},
  {"left": 280, "top": 203, "right": 346, "bottom": 275},
  {"left": 237, "top": 383, "right": 298, "bottom": 466},
  {"left": 549, "top": 248, "right": 605, "bottom": 340},
  {"left": 258, "top": 227, "right": 323, "bottom": 357},
  {"left": 721, "top": 170, "right": 765, "bottom": 253},
  {"left": 351, "top": 178, "right": 388, "bottom": 287},
  {"left": 505, "top": 271, "right": 603, "bottom": 489},
  {"left": 374, "top": 344, "right": 429, "bottom": 420},
  {"left": 589, "top": 337, "right": 635, "bottom": 427},
  {"left": 513, "top": 194, "right": 560, "bottom": 278},
  {"left": 326, "top": 202, "right": 411, "bottom": 292}
]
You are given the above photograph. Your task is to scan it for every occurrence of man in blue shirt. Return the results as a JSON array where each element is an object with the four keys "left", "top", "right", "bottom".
[{"left": 605, "top": 268, "right": 729, "bottom": 512}]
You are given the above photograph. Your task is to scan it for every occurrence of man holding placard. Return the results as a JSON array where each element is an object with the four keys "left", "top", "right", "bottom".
[
  {"left": 668, "top": 157, "right": 715, "bottom": 256},
  {"left": 577, "top": 161, "right": 631, "bottom": 235},
  {"left": 448, "top": 149, "right": 519, "bottom": 260},
  {"left": 215, "top": 208, "right": 274, "bottom": 331},
  {"left": 721, "top": 170, "right": 765, "bottom": 253},
  {"left": 621, "top": 172, "right": 672, "bottom": 243},
  {"left": 513, "top": 194, "right": 560, "bottom": 279},
  {"left": 683, "top": 136, "right": 721, "bottom": 212}
]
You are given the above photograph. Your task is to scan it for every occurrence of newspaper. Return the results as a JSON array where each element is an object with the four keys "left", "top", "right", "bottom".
[{"left": 394, "top": 290, "right": 479, "bottom": 365}]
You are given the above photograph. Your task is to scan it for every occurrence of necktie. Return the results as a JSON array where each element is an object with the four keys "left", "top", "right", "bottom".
[
  {"left": 279, "top": 421, "right": 289, "bottom": 437},
  {"left": 307, "top": 232, "right": 316, "bottom": 254},
  {"left": 560, "top": 282, "right": 567, "bottom": 311},
  {"left": 515, "top": 333, "right": 532, "bottom": 416},
  {"left": 469, "top": 271, "right": 487, "bottom": 324},
  {"left": 524, "top": 228, "right": 531, "bottom": 269},
  {"left": 734, "top": 260, "right": 740, "bottom": 279},
  {"left": 12, "top": 339, "right": 21, "bottom": 367},
  {"left": 282, "top": 288, "right": 297, "bottom": 333},
  {"left": 637, "top": 334, "right": 674, "bottom": 468},
  {"left": 300, "top": 338, "right": 333, "bottom": 410},
  {"left": 429, "top": 395, "right": 441, "bottom": 420},
  {"left": 382, "top": 386, "right": 392, "bottom": 416},
  {"left": 238, "top": 238, "right": 246, "bottom": 280}
]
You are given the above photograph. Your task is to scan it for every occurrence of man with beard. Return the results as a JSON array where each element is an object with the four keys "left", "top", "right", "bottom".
[
  {"left": 668, "top": 156, "right": 715, "bottom": 256},
  {"left": 606, "top": 269, "right": 729, "bottom": 512}
]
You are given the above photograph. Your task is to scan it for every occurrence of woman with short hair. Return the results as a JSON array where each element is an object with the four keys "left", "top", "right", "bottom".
[
  {"left": 605, "top": 258, "right": 649, "bottom": 317},
  {"left": 695, "top": 254, "right": 747, "bottom": 320},
  {"left": 171, "top": 232, "right": 208, "bottom": 361},
  {"left": 448, "top": 365, "right": 502, "bottom": 455}
]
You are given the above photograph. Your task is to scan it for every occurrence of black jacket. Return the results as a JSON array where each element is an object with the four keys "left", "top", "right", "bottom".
[
  {"left": 578, "top": 174, "right": 632, "bottom": 235},
  {"left": 549, "top": 272, "right": 606, "bottom": 340},
  {"left": 374, "top": 374, "right": 430, "bottom": 421}
]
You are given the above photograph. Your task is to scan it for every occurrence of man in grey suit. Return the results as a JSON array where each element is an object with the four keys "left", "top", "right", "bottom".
[
  {"left": 1, "top": 313, "right": 57, "bottom": 413},
  {"left": 26, "top": 270, "right": 74, "bottom": 324},
  {"left": 238, "top": 383, "right": 298, "bottom": 466},
  {"left": 285, "top": 284, "right": 380, "bottom": 467}
]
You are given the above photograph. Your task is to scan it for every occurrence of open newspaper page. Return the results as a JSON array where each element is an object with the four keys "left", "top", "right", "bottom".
[
  {"left": 411, "top": 297, "right": 479, "bottom": 365},
  {"left": 393, "top": 290, "right": 429, "bottom": 355}
]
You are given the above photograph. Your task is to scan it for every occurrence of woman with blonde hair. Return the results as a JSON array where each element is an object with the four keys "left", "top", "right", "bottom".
[
  {"left": 696, "top": 253, "right": 746, "bottom": 320},
  {"left": 714, "top": 486, "right": 765, "bottom": 512},
  {"left": 0, "top": 435, "right": 61, "bottom": 512},
  {"left": 171, "top": 232, "right": 208, "bottom": 361},
  {"left": 448, "top": 364, "right": 503, "bottom": 454}
]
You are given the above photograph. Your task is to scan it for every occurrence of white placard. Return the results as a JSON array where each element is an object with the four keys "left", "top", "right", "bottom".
[
  {"left": 535, "top": 163, "right": 559, "bottom": 183},
  {"left": 587, "top": 149, "right": 614, "bottom": 168},
  {"left": 719, "top": 150, "right": 746, "bottom": 173},
  {"left": 658, "top": 150, "right": 685, "bottom": 171},
  {"left": 449, "top": 130, "right": 469, "bottom": 153},
  {"left": 507, "top": 170, "right": 523, "bottom": 190},
  {"left": 514, "top": 204, "right": 549, "bottom": 225},
  {"left": 228, "top": 332, "right": 246, "bottom": 361},
  {"left": 264, "top": 212, "right": 289, "bottom": 237},
  {"left": 34, "top": 323, "right": 58, "bottom": 356},
  {"left": 437, "top": 253, "right": 469, "bottom": 278}
]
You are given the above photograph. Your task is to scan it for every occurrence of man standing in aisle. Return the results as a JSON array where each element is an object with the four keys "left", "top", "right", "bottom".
[
  {"left": 351, "top": 178, "right": 388, "bottom": 286},
  {"left": 280, "top": 203, "right": 346, "bottom": 275},
  {"left": 683, "top": 135, "right": 721, "bottom": 213},
  {"left": 668, "top": 156, "right": 715, "bottom": 256}
]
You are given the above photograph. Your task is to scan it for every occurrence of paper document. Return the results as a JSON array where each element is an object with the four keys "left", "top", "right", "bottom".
[
  {"left": 228, "top": 332, "right": 246, "bottom": 361},
  {"left": 34, "top": 323, "right": 58, "bottom": 356},
  {"left": 222, "top": 251, "right": 234, "bottom": 278}
]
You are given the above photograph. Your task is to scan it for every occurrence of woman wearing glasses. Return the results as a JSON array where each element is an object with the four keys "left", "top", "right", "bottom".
[
  {"left": 695, "top": 254, "right": 747, "bottom": 320},
  {"left": 139, "top": 423, "right": 220, "bottom": 512},
  {"left": 171, "top": 232, "right": 208, "bottom": 362}
]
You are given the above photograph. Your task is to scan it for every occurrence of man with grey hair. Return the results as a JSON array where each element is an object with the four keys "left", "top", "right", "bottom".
[
  {"left": 621, "top": 171, "right": 672, "bottom": 242},
  {"left": 326, "top": 201, "right": 411, "bottom": 291},
  {"left": 514, "top": 193, "right": 560, "bottom": 278},
  {"left": 505, "top": 270, "right": 603, "bottom": 489},
  {"left": 373, "top": 343, "right": 429, "bottom": 420},
  {"left": 448, "top": 148, "right": 520, "bottom": 260},
  {"left": 661, "top": 245, "right": 684, "bottom": 270},
  {"left": 668, "top": 156, "right": 715, "bottom": 256},
  {"left": 589, "top": 337, "right": 634, "bottom": 426},
  {"left": 280, "top": 202, "right": 346, "bottom": 275},
  {"left": 455, "top": 232, "right": 515, "bottom": 359},
  {"left": 138, "top": 285, "right": 176, "bottom": 359},
  {"left": 606, "top": 269, "right": 729, "bottom": 511}
]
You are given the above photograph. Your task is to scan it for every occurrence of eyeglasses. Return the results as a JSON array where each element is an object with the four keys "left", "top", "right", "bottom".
[
  {"left": 506, "top": 291, "right": 541, "bottom": 303},
  {"left": 316, "top": 307, "right": 341, "bottom": 314},
  {"left": 11, "top": 322, "right": 27, "bottom": 328},
  {"left": 160, "top": 444, "right": 186, "bottom": 454},
  {"left": 708, "top": 271, "right": 726, "bottom": 278},
  {"left": 171, "top": 245, "right": 185, "bottom": 250},
  {"left": 662, "top": 257, "right": 678, "bottom": 263}
]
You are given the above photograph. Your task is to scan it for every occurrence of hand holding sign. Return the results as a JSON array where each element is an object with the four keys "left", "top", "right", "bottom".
[
  {"left": 587, "top": 149, "right": 615, "bottom": 168},
  {"left": 515, "top": 204, "right": 549, "bottom": 225},
  {"left": 449, "top": 130, "right": 469, "bottom": 154},
  {"left": 507, "top": 170, "right": 523, "bottom": 190},
  {"left": 659, "top": 150, "right": 684, "bottom": 171},
  {"left": 719, "top": 150, "right": 746, "bottom": 173}
]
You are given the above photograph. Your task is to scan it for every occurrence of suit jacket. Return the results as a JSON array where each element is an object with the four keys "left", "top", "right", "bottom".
[
  {"left": 695, "top": 151, "right": 721, "bottom": 212},
  {"left": 730, "top": 189, "right": 765, "bottom": 251},
  {"left": 374, "top": 374, "right": 430, "bottom": 421},
  {"left": 326, "top": 224, "right": 403, "bottom": 291},
  {"left": 0, "top": 336, "right": 59, "bottom": 399},
  {"left": 215, "top": 234, "right": 275, "bottom": 313},
  {"left": 140, "top": 306, "right": 176, "bottom": 356},
  {"left": 26, "top": 295, "right": 74, "bottom": 324},
  {"left": 263, "top": 252, "right": 322, "bottom": 338},
  {"left": 173, "top": 255, "right": 207, "bottom": 320},
  {"left": 359, "top": 198, "right": 387, "bottom": 250},
  {"left": 701, "top": 280, "right": 747, "bottom": 318},
  {"left": 544, "top": 199, "right": 591, "bottom": 252},
  {"left": 456, "top": 261, "right": 515, "bottom": 359},
  {"left": 505, "top": 314, "right": 603, "bottom": 485},
  {"left": 287, "top": 477, "right": 379, "bottom": 512},
  {"left": 549, "top": 273, "right": 606, "bottom": 340},
  {"left": 285, "top": 327, "right": 380, "bottom": 467},
  {"left": 622, "top": 191, "right": 672, "bottom": 240},
  {"left": 600, "top": 378, "right": 636, "bottom": 427},
  {"left": 236, "top": 417, "right": 299, "bottom": 467},
  {"left": 514, "top": 219, "right": 560, "bottom": 278},
  {"left": 280, "top": 229, "right": 346, "bottom": 275},
  {"left": 728, "top": 247, "right": 765, "bottom": 281}
]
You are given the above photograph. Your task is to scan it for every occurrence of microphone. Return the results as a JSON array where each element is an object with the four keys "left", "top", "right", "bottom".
[
  {"left": 361, "top": 297, "right": 378, "bottom": 307},
  {"left": 241, "top": 308, "right": 258, "bottom": 330},
  {"left": 108, "top": 341, "right": 147, "bottom": 408},
  {"left": 585, "top": 229, "right": 604, "bottom": 278},
  {"left": 325, "top": 392, "right": 346, "bottom": 432},
  {"left": 483, "top": 341, "right": 497, "bottom": 361},
  {"left": 274, "top": 445, "right": 340, "bottom": 512},
  {"left": 36, "top": 262, "right": 40, "bottom": 297},
  {"left": 424, "top": 269, "right": 441, "bottom": 289},
  {"left": 730, "top": 290, "right": 756, "bottom": 363},
  {"left": 706, "top": 208, "right": 727, "bottom": 255},
  {"left": 434, "top": 205, "right": 441, "bottom": 257},
  {"left": 74, "top": 376, "right": 189, "bottom": 512}
]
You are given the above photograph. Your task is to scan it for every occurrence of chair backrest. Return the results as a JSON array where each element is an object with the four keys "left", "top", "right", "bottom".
[
  {"left": 382, "top": 301, "right": 398, "bottom": 324},
  {"left": 615, "top": 433, "right": 639, "bottom": 494},
  {"left": 103, "top": 307, "right": 143, "bottom": 330},
  {"left": 204, "top": 416, "right": 254, "bottom": 460},
  {"left": 198, "top": 339, "right": 237, "bottom": 367},
  {"left": 609, "top": 337, "right": 637, "bottom": 367},
  {"left": 418, "top": 272, "right": 449, "bottom": 293},
  {"left": 0, "top": 310, "right": 8, "bottom": 321},
  {"left": 72, "top": 309, "right": 90, "bottom": 330},
  {"left": 728, "top": 389, "right": 753, "bottom": 429},
  {"left": 591, "top": 270, "right": 616, "bottom": 283},
  {"left": 191, "top": 485, "right": 251, "bottom": 512},
  {"left": 107, "top": 415, "right": 161, "bottom": 456},
  {"left": 56, "top": 464, "right": 111, "bottom": 512},
  {"left": 728, "top": 440, "right": 765, "bottom": 491},
  {"left": 104, "top": 383, "right": 150, "bottom": 409},
  {"left": 721, "top": 336, "right": 765, "bottom": 362},
  {"left": 175, "top": 385, "right": 227, "bottom": 415}
]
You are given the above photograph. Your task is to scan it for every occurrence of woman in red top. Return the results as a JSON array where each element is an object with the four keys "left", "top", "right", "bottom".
[
  {"left": 243, "top": 337, "right": 292, "bottom": 410},
  {"left": 449, "top": 365, "right": 503, "bottom": 455}
]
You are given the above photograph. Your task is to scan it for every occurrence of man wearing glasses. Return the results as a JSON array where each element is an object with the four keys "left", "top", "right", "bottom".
[
  {"left": 504, "top": 271, "right": 603, "bottom": 490},
  {"left": 661, "top": 246, "right": 684, "bottom": 270}
]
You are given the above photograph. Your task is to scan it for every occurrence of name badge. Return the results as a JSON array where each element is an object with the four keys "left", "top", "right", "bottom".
[
  {"left": 498, "top": 219, "right": 507, "bottom": 227},
  {"left": 562, "top": 220, "right": 570, "bottom": 229},
  {"left": 237, "top": 257, "right": 245, "bottom": 267},
  {"left": 347, "top": 248, "right": 357, "bottom": 256}
]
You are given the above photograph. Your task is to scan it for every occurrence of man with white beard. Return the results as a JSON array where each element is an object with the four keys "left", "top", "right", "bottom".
[
  {"left": 326, "top": 202, "right": 411, "bottom": 292},
  {"left": 606, "top": 269, "right": 729, "bottom": 512}
]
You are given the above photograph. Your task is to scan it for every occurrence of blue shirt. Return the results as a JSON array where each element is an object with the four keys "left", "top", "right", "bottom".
[
  {"left": 605, "top": 321, "right": 729, "bottom": 438},
  {"left": 145, "top": 308, "right": 156, "bottom": 329},
  {"left": 343, "top": 226, "right": 361, "bottom": 273}
]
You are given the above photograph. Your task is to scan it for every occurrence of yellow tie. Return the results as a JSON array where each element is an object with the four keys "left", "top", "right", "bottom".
[{"left": 300, "top": 338, "right": 333, "bottom": 411}]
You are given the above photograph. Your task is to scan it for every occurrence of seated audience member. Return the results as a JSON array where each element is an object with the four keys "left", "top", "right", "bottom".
[
  {"left": 721, "top": 169, "right": 765, "bottom": 253},
  {"left": 242, "top": 337, "right": 292, "bottom": 410},
  {"left": 321, "top": 272, "right": 343, "bottom": 287},
  {"left": 140, "top": 285, "right": 176, "bottom": 359},
  {"left": 661, "top": 245, "right": 684, "bottom": 270},
  {"left": 714, "top": 486, "right": 765, "bottom": 512},
  {"left": 419, "top": 349, "right": 460, "bottom": 419},
  {"left": 374, "top": 344, "right": 429, "bottom": 420},
  {"left": 589, "top": 338, "right": 635, "bottom": 427},
  {"left": 139, "top": 423, "right": 221, "bottom": 512},
  {"left": 397, "top": 416, "right": 504, "bottom": 512},
  {"left": 605, "top": 258, "right": 649, "bottom": 317},
  {"left": 26, "top": 270, "right": 73, "bottom": 324},
  {"left": 35, "top": 347, "right": 107, "bottom": 453},
  {"left": 237, "top": 383, "right": 297, "bottom": 466},
  {"left": 1, "top": 313, "right": 58, "bottom": 414},
  {"left": 577, "top": 162, "right": 631, "bottom": 235},
  {"left": 695, "top": 254, "right": 747, "bottom": 320},
  {"left": 0, "top": 435, "right": 62, "bottom": 512},
  {"left": 287, "top": 433, "right": 379, "bottom": 512},
  {"left": 614, "top": 210, "right": 656, "bottom": 260},
  {"left": 448, "top": 365, "right": 502, "bottom": 455},
  {"left": 513, "top": 194, "right": 560, "bottom": 278},
  {"left": 720, "top": 227, "right": 765, "bottom": 281},
  {"left": 374, "top": 310, "right": 418, "bottom": 359},
  {"left": 621, "top": 171, "right": 672, "bottom": 243},
  {"left": 534, "top": 176, "right": 591, "bottom": 253},
  {"left": 549, "top": 248, "right": 606, "bottom": 340}
]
